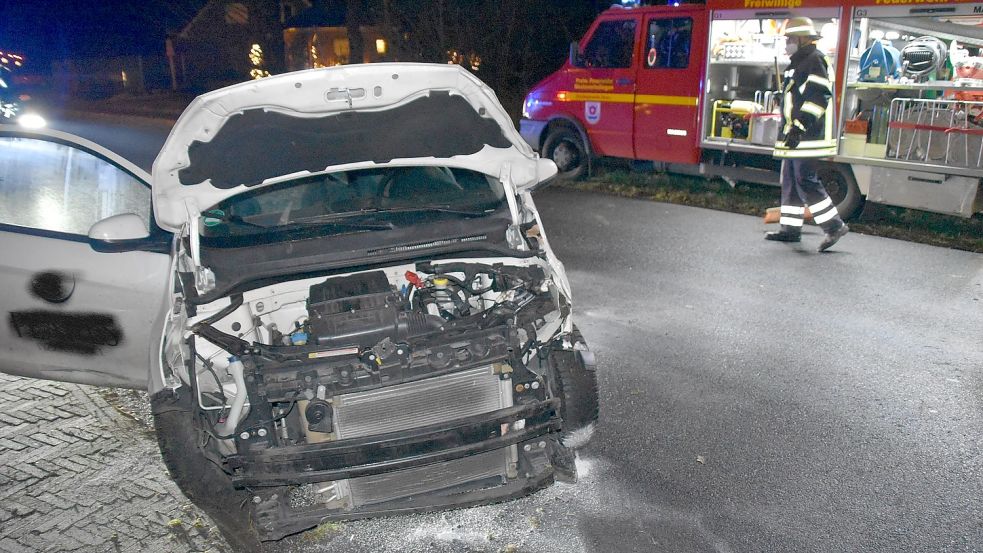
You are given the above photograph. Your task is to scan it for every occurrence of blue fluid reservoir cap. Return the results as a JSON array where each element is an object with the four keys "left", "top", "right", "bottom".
[{"left": 290, "top": 332, "right": 309, "bottom": 346}]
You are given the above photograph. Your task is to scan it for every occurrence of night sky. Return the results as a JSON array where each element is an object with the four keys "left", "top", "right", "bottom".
[{"left": 0, "top": 1, "right": 205, "bottom": 70}]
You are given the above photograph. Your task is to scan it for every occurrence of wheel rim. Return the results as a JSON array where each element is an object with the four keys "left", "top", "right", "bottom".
[
  {"left": 821, "top": 170, "right": 846, "bottom": 205},
  {"left": 552, "top": 140, "right": 580, "bottom": 172}
]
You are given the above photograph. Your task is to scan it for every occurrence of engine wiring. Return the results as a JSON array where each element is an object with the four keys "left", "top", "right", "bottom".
[
  {"left": 188, "top": 262, "right": 559, "bottom": 449},
  {"left": 193, "top": 293, "right": 243, "bottom": 329},
  {"left": 195, "top": 351, "right": 228, "bottom": 405}
]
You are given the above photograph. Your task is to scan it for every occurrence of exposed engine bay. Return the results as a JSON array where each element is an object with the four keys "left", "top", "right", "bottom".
[{"left": 167, "top": 258, "right": 589, "bottom": 540}]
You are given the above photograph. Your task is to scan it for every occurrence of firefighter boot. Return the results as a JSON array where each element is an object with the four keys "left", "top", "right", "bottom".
[
  {"left": 764, "top": 225, "right": 802, "bottom": 242},
  {"left": 818, "top": 223, "right": 849, "bottom": 252}
]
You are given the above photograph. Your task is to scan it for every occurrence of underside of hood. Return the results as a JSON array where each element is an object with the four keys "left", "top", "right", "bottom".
[{"left": 152, "top": 63, "right": 555, "bottom": 233}]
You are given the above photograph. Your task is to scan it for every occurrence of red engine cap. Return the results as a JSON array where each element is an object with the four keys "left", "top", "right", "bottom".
[{"left": 404, "top": 271, "right": 424, "bottom": 289}]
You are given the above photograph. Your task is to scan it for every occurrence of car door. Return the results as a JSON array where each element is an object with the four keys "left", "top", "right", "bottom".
[{"left": 0, "top": 127, "right": 171, "bottom": 389}]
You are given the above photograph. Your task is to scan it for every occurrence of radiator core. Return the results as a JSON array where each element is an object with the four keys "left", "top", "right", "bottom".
[
  {"left": 333, "top": 365, "right": 511, "bottom": 439},
  {"left": 331, "top": 365, "right": 513, "bottom": 506},
  {"left": 348, "top": 449, "right": 510, "bottom": 507}
]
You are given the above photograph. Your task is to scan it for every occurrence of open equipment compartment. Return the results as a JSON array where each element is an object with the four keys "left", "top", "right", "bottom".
[
  {"left": 702, "top": 7, "right": 842, "bottom": 154},
  {"left": 836, "top": 2, "right": 983, "bottom": 216}
]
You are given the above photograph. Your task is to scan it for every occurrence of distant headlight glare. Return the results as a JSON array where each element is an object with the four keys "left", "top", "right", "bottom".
[{"left": 18, "top": 112, "right": 46, "bottom": 129}]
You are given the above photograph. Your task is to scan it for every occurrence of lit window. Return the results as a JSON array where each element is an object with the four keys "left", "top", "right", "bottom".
[{"left": 333, "top": 38, "right": 350, "bottom": 57}]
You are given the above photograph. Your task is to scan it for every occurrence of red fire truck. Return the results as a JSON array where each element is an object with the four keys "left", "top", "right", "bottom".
[{"left": 520, "top": 0, "right": 983, "bottom": 218}]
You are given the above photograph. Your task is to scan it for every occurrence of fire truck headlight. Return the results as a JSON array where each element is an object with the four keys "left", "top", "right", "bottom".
[
  {"left": 522, "top": 98, "right": 533, "bottom": 119},
  {"left": 18, "top": 112, "right": 46, "bottom": 129}
]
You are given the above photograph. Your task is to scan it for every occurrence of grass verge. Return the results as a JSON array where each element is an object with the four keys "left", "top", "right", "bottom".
[{"left": 559, "top": 168, "right": 983, "bottom": 253}]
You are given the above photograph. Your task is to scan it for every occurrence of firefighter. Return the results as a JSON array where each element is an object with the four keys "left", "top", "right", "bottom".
[{"left": 767, "top": 17, "right": 849, "bottom": 252}]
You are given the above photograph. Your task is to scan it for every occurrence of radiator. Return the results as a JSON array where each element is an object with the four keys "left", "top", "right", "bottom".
[
  {"left": 349, "top": 449, "right": 510, "bottom": 506},
  {"left": 333, "top": 365, "right": 512, "bottom": 439},
  {"left": 331, "top": 365, "right": 513, "bottom": 506}
]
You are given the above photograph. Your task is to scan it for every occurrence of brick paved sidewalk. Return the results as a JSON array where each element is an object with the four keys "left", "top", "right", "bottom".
[{"left": 0, "top": 373, "right": 230, "bottom": 553}]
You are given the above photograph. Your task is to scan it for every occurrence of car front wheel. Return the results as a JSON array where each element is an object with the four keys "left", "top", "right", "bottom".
[
  {"left": 548, "top": 337, "right": 599, "bottom": 449},
  {"left": 152, "top": 389, "right": 262, "bottom": 552}
]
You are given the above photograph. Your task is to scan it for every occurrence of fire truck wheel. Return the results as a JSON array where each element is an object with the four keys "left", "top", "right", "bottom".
[
  {"left": 817, "top": 162, "right": 863, "bottom": 220},
  {"left": 544, "top": 127, "right": 588, "bottom": 180}
]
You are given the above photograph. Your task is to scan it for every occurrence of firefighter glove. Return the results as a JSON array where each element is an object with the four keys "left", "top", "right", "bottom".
[{"left": 785, "top": 127, "right": 802, "bottom": 149}]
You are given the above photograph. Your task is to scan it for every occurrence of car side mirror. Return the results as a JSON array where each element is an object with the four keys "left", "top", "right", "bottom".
[
  {"left": 89, "top": 213, "right": 149, "bottom": 241},
  {"left": 569, "top": 42, "right": 584, "bottom": 68},
  {"left": 516, "top": 158, "right": 559, "bottom": 194},
  {"left": 87, "top": 213, "right": 161, "bottom": 254}
]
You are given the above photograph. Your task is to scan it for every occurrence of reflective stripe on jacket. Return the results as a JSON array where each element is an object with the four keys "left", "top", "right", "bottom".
[{"left": 774, "top": 44, "right": 836, "bottom": 158}]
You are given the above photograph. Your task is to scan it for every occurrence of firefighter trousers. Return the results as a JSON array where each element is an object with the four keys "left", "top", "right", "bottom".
[{"left": 779, "top": 158, "right": 844, "bottom": 233}]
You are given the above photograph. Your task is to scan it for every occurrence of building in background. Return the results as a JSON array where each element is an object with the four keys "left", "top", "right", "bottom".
[
  {"left": 283, "top": 1, "right": 386, "bottom": 71},
  {"left": 167, "top": 0, "right": 310, "bottom": 92}
]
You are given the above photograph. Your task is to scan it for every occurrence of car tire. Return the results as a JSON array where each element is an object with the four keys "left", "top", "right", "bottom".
[
  {"left": 817, "top": 162, "right": 863, "bottom": 220},
  {"left": 543, "top": 126, "right": 589, "bottom": 181},
  {"left": 152, "top": 389, "right": 263, "bottom": 552},
  {"left": 549, "top": 337, "right": 599, "bottom": 450}
]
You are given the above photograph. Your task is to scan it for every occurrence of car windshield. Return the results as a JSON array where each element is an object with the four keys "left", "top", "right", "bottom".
[{"left": 200, "top": 166, "right": 506, "bottom": 238}]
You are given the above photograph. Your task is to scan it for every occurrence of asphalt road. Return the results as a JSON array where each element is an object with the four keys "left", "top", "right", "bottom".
[{"left": 48, "top": 116, "right": 983, "bottom": 552}]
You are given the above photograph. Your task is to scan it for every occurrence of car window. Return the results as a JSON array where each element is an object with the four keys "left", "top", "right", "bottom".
[
  {"left": 0, "top": 136, "right": 150, "bottom": 236},
  {"left": 583, "top": 19, "right": 637, "bottom": 69},
  {"left": 200, "top": 166, "right": 506, "bottom": 238},
  {"left": 646, "top": 18, "right": 692, "bottom": 69}
]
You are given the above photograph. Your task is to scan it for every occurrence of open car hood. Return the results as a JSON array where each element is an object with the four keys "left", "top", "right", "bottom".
[{"left": 151, "top": 63, "right": 556, "bottom": 233}]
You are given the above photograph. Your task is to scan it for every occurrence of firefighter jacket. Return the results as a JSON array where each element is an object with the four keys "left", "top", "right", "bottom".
[{"left": 774, "top": 43, "right": 836, "bottom": 158}]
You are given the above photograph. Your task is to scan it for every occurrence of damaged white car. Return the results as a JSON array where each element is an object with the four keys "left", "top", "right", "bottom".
[{"left": 0, "top": 63, "right": 598, "bottom": 547}]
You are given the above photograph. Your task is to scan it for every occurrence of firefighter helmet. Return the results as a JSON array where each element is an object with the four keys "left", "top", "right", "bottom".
[{"left": 783, "top": 17, "right": 820, "bottom": 39}]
